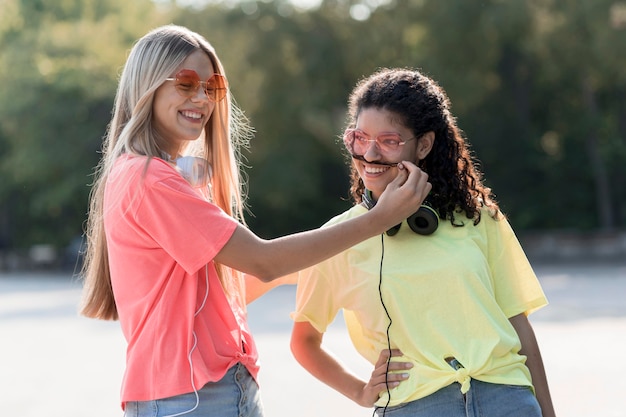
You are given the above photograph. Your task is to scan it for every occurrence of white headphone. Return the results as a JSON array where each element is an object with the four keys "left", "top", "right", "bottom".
[{"left": 176, "top": 156, "right": 212, "bottom": 188}]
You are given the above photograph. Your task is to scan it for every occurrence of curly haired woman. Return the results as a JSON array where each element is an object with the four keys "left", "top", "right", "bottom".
[{"left": 290, "top": 68, "right": 556, "bottom": 417}]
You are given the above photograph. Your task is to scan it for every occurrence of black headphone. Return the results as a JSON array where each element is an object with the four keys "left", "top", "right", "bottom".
[{"left": 362, "top": 189, "right": 439, "bottom": 236}]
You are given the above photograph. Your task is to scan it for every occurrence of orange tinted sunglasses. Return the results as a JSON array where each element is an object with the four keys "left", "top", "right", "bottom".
[{"left": 166, "top": 69, "right": 228, "bottom": 102}]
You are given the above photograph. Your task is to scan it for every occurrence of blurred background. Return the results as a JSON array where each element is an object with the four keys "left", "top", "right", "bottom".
[
  {"left": 0, "top": 0, "right": 625, "bottom": 269},
  {"left": 1, "top": 3, "right": 626, "bottom": 416}
]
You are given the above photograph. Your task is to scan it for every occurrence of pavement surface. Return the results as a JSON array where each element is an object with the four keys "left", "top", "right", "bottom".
[{"left": 1, "top": 262, "right": 625, "bottom": 417}]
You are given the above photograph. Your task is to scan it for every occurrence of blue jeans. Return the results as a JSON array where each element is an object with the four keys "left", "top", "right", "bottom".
[
  {"left": 124, "top": 363, "right": 264, "bottom": 417},
  {"left": 375, "top": 380, "right": 541, "bottom": 417}
]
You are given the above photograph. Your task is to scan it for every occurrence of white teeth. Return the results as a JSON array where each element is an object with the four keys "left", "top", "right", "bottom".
[
  {"left": 365, "top": 166, "right": 389, "bottom": 174},
  {"left": 181, "top": 110, "right": 202, "bottom": 119}
]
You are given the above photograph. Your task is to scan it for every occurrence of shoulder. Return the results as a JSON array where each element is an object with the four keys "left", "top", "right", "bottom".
[
  {"left": 479, "top": 208, "right": 513, "bottom": 231},
  {"left": 460, "top": 206, "right": 506, "bottom": 230},
  {"left": 474, "top": 208, "right": 524, "bottom": 251},
  {"left": 110, "top": 154, "right": 185, "bottom": 188},
  {"left": 120, "top": 154, "right": 175, "bottom": 176},
  {"left": 478, "top": 207, "right": 504, "bottom": 224},
  {"left": 107, "top": 155, "right": 200, "bottom": 213}
]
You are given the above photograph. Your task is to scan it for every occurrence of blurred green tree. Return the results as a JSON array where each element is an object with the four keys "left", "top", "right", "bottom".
[
  {"left": 0, "top": 0, "right": 624, "bottom": 262},
  {"left": 0, "top": 0, "right": 170, "bottom": 250}
]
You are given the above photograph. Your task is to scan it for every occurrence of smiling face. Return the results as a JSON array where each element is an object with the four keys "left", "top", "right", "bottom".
[
  {"left": 353, "top": 108, "right": 423, "bottom": 201},
  {"left": 152, "top": 49, "right": 216, "bottom": 158}
]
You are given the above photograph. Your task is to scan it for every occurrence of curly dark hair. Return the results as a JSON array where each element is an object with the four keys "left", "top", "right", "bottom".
[{"left": 346, "top": 68, "right": 500, "bottom": 226}]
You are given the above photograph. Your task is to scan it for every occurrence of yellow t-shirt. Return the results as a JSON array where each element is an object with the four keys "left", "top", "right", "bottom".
[{"left": 292, "top": 205, "right": 547, "bottom": 407}]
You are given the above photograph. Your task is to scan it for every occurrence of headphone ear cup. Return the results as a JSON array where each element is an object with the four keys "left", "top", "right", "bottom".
[
  {"left": 406, "top": 205, "right": 439, "bottom": 235},
  {"left": 385, "top": 223, "right": 402, "bottom": 236}
]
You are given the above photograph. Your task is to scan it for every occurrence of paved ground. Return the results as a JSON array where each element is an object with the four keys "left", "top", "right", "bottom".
[{"left": 1, "top": 262, "right": 625, "bottom": 417}]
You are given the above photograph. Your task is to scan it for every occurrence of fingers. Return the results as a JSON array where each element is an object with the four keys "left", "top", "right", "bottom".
[
  {"left": 374, "top": 348, "right": 404, "bottom": 366},
  {"left": 370, "top": 349, "right": 413, "bottom": 393},
  {"left": 371, "top": 161, "right": 431, "bottom": 231},
  {"left": 398, "top": 160, "right": 425, "bottom": 184},
  {"left": 369, "top": 366, "right": 411, "bottom": 393},
  {"left": 376, "top": 349, "right": 413, "bottom": 373},
  {"left": 387, "top": 162, "right": 409, "bottom": 188},
  {"left": 359, "top": 350, "right": 414, "bottom": 406},
  {"left": 388, "top": 161, "right": 431, "bottom": 208}
]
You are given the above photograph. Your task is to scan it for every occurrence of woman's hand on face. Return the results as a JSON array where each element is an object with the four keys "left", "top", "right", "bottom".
[
  {"left": 356, "top": 349, "right": 413, "bottom": 408},
  {"left": 372, "top": 161, "right": 432, "bottom": 227}
]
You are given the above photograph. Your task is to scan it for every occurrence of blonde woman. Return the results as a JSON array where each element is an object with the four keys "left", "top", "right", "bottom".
[{"left": 80, "top": 26, "right": 430, "bottom": 417}]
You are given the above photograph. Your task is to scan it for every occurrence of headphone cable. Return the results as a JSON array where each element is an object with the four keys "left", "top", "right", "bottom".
[{"left": 372, "top": 233, "right": 393, "bottom": 417}]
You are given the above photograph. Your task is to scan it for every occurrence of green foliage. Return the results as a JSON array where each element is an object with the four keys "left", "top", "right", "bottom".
[
  {"left": 0, "top": 0, "right": 170, "bottom": 248},
  {"left": 0, "top": 0, "right": 624, "bottom": 256}
]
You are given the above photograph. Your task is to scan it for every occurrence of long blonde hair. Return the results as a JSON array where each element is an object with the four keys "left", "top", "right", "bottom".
[{"left": 80, "top": 25, "right": 251, "bottom": 320}]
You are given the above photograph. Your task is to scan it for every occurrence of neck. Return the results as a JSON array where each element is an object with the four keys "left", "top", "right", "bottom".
[{"left": 160, "top": 150, "right": 180, "bottom": 162}]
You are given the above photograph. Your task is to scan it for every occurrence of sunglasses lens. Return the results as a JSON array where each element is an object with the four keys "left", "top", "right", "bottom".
[
  {"left": 377, "top": 135, "right": 403, "bottom": 152},
  {"left": 207, "top": 74, "right": 227, "bottom": 102},
  {"left": 350, "top": 131, "right": 369, "bottom": 154},
  {"left": 174, "top": 74, "right": 200, "bottom": 98},
  {"left": 343, "top": 130, "right": 356, "bottom": 154},
  {"left": 172, "top": 71, "right": 228, "bottom": 101}
]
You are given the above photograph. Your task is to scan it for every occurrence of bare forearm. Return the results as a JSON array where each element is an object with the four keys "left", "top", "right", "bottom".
[
  {"left": 218, "top": 209, "right": 394, "bottom": 281},
  {"left": 510, "top": 314, "right": 556, "bottom": 417},
  {"left": 290, "top": 327, "right": 367, "bottom": 405},
  {"left": 291, "top": 323, "right": 412, "bottom": 407},
  {"left": 255, "top": 212, "right": 384, "bottom": 277},
  {"left": 522, "top": 337, "right": 556, "bottom": 416}
]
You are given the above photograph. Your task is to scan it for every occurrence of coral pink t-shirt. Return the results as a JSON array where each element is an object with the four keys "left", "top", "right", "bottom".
[{"left": 104, "top": 155, "right": 259, "bottom": 407}]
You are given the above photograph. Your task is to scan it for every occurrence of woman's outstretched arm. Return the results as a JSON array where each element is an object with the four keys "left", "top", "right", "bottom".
[{"left": 215, "top": 162, "right": 430, "bottom": 281}]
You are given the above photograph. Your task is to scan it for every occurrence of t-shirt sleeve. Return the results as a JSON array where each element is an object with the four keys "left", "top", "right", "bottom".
[
  {"left": 487, "top": 215, "right": 548, "bottom": 317},
  {"left": 134, "top": 165, "right": 238, "bottom": 275},
  {"left": 291, "top": 263, "right": 339, "bottom": 333},
  {"left": 291, "top": 208, "right": 366, "bottom": 332}
]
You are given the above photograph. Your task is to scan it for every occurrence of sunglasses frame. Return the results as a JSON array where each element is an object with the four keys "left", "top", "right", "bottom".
[
  {"left": 343, "top": 128, "right": 415, "bottom": 155},
  {"left": 165, "top": 69, "right": 228, "bottom": 102}
]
